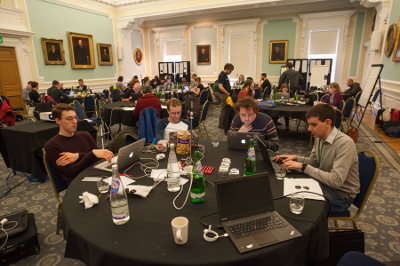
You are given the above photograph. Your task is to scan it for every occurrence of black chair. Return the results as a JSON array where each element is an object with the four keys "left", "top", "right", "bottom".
[
  {"left": 84, "top": 96, "right": 97, "bottom": 117},
  {"left": 342, "top": 98, "right": 355, "bottom": 129},
  {"left": 72, "top": 101, "right": 98, "bottom": 127},
  {"left": 199, "top": 90, "right": 208, "bottom": 106},
  {"left": 253, "top": 89, "right": 261, "bottom": 99},
  {"left": 334, "top": 109, "right": 344, "bottom": 129}
]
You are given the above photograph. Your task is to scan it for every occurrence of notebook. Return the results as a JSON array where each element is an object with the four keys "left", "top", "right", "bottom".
[
  {"left": 215, "top": 173, "right": 302, "bottom": 253},
  {"left": 93, "top": 138, "right": 145, "bottom": 172},
  {"left": 227, "top": 131, "right": 260, "bottom": 150},
  {"left": 277, "top": 92, "right": 290, "bottom": 102}
]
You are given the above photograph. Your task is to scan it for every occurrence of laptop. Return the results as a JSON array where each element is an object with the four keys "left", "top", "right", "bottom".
[
  {"left": 298, "top": 94, "right": 305, "bottom": 102},
  {"left": 184, "top": 85, "right": 190, "bottom": 92},
  {"left": 131, "top": 93, "right": 143, "bottom": 102},
  {"left": 277, "top": 92, "right": 290, "bottom": 102},
  {"left": 215, "top": 173, "right": 302, "bottom": 253},
  {"left": 69, "top": 91, "right": 74, "bottom": 97},
  {"left": 93, "top": 138, "right": 145, "bottom": 172},
  {"left": 227, "top": 131, "right": 260, "bottom": 150}
]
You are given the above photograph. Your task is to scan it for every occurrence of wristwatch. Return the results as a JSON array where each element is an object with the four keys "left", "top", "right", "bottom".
[{"left": 301, "top": 163, "right": 308, "bottom": 172}]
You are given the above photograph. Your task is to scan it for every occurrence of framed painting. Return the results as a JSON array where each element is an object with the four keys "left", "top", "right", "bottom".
[
  {"left": 393, "top": 18, "right": 400, "bottom": 62},
  {"left": 41, "top": 38, "right": 66, "bottom": 65},
  {"left": 196, "top": 45, "right": 211, "bottom": 65},
  {"left": 385, "top": 23, "right": 397, "bottom": 57},
  {"left": 269, "top": 40, "right": 288, "bottom": 64},
  {"left": 97, "top": 43, "right": 114, "bottom": 66},
  {"left": 134, "top": 48, "right": 143, "bottom": 65},
  {"left": 67, "top": 32, "right": 95, "bottom": 69}
]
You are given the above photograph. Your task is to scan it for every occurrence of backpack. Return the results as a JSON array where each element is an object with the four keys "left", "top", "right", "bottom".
[{"left": 385, "top": 126, "right": 400, "bottom": 138}]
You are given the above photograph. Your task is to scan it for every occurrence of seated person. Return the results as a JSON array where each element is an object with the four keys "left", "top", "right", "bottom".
[
  {"left": 164, "top": 76, "right": 174, "bottom": 90},
  {"left": 116, "top": 76, "right": 126, "bottom": 95},
  {"left": 258, "top": 73, "right": 272, "bottom": 95},
  {"left": 238, "top": 79, "right": 255, "bottom": 100},
  {"left": 189, "top": 77, "right": 205, "bottom": 97},
  {"left": 141, "top": 77, "right": 150, "bottom": 89},
  {"left": 29, "top": 82, "right": 41, "bottom": 103},
  {"left": 127, "top": 76, "right": 138, "bottom": 88},
  {"left": 44, "top": 104, "right": 113, "bottom": 185},
  {"left": 121, "top": 85, "right": 134, "bottom": 102},
  {"left": 109, "top": 85, "right": 122, "bottom": 102},
  {"left": 189, "top": 74, "right": 197, "bottom": 89},
  {"left": 318, "top": 82, "right": 344, "bottom": 108},
  {"left": 180, "top": 77, "right": 189, "bottom": 87},
  {"left": 235, "top": 74, "right": 245, "bottom": 87},
  {"left": 133, "top": 85, "right": 161, "bottom": 119},
  {"left": 273, "top": 83, "right": 292, "bottom": 130},
  {"left": 47, "top": 80, "right": 69, "bottom": 103},
  {"left": 132, "top": 82, "right": 141, "bottom": 94},
  {"left": 230, "top": 96, "right": 279, "bottom": 152},
  {"left": 76, "top": 79, "right": 91, "bottom": 94},
  {"left": 21, "top": 81, "right": 32, "bottom": 102},
  {"left": 274, "top": 104, "right": 359, "bottom": 214},
  {"left": 150, "top": 76, "right": 161, "bottom": 89},
  {"left": 341, "top": 79, "right": 362, "bottom": 97},
  {"left": 156, "top": 99, "right": 190, "bottom": 152}
]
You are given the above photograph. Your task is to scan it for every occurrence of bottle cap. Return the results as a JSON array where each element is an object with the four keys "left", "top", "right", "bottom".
[
  {"left": 112, "top": 164, "right": 117, "bottom": 169},
  {"left": 170, "top": 143, "right": 175, "bottom": 148}
]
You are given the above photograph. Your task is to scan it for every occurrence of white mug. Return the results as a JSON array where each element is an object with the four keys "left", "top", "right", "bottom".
[{"left": 171, "top": 217, "right": 188, "bottom": 245}]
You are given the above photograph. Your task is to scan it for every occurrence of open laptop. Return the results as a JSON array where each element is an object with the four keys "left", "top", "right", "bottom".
[
  {"left": 277, "top": 92, "right": 290, "bottom": 102},
  {"left": 297, "top": 94, "right": 305, "bottom": 103},
  {"left": 215, "top": 173, "right": 302, "bottom": 253},
  {"left": 94, "top": 138, "right": 145, "bottom": 172},
  {"left": 227, "top": 131, "right": 260, "bottom": 150},
  {"left": 69, "top": 91, "right": 74, "bottom": 97},
  {"left": 184, "top": 85, "right": 190, "bottom": 92}
]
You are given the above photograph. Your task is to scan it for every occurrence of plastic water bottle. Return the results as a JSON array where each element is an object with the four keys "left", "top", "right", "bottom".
[
  {"left": 161, "top": 89, "right": 166, "bottom": 102},
  {"left": 110, "top": 165, "right": 130, "bottom": 225},
  {"left": 167, "top": 143, "right": 181, "bottom": 192}
]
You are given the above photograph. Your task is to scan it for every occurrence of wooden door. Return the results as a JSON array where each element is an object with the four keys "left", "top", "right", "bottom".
[{"left": 0, "top": 47, "right": 25, "bottom": 110}]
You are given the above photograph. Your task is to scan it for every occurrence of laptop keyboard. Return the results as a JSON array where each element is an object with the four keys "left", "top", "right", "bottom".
[{"left": 227, "top": 214, "right": 288, "bottom": 239}]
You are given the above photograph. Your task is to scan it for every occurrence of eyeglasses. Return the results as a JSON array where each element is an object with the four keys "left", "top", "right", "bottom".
[
  {"left": 64, "top": 116, "right": 79, "bottom": 121},
  {"left": 295, "top": 185, "right": 310, "bottom": 190}
]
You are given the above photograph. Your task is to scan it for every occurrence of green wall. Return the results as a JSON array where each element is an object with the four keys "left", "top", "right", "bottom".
[
  {"left": 26, "top": 0, "right": 117, "bottom": 82},
  {"left": 190, "top": 26, "right": 217, "bottom": 77},
  {"left": 262, "top": 18, "right": 297, "bottom": 77},
  {"left": 381, "top": 0, "right": 400, "bottom": 81},
  {"left": 349, "top": 11, "right": 365, "bottom": 77}
]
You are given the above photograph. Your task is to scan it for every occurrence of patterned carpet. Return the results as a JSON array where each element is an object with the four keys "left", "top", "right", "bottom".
[{"left": 0, "top": 108, "right": 400, "bottom": 265}]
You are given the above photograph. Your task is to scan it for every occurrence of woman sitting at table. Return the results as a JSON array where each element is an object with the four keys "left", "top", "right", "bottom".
[
  {"left": 318, "top": 82, "right": 344, "bottom": 108},
  {"left": 235, "top": 74, "right": 245, "bottom": 87},
  {"left": 189, "top": 77, "right": 205, "bottom": 97},
  {"left": 238, "top": 79, "right": 255, "bottom": 100},
  {"left": 273, "top": 83, "right": 293, "bottom": 131},
  {"left": 133, "top": 84, "right": 162, "bottom": 119},
  {"left": 141, "top": 77, "right": 150, "bottom": 89}
]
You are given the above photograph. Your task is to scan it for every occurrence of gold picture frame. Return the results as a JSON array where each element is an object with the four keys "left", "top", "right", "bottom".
[
  {"left": 134, "top": 48, "right": 143, "bottom": 65},
  {"left": 269, "top": 40, "right": 288, "bottom": 64},
  {"left": 385, "top": 23, "right": 397, "bottom": 57},
  {"left": 392, "top": 18, "right": 400, "bottom": 62},
  {"left": 196, "top": 45, "right": 211, "bottom": 65},
  {"left": 41, "top": 38, "right": 66, "bottom": 65},
  {"left": 67, "top": 32, "right": 95, "bottom": 69},
  {"left": 97, "top": 43, "right": 114, "bottom": 66}
]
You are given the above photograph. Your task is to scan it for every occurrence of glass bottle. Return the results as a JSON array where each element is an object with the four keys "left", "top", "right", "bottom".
[
  {"left": 294, "top": 89, "right": 298, "bottom": 102},
  {"left": 191, "top": 151, "right": 205, "bottom": 203},
  {"left": 71, "top": 86, "right": 74, "bottom": 93},
  {"left": 244, "top": 139, "right": 257, "bottom": 176},
  {"left": 110, "top": 165, "right": 130, "bottom": 225},
  {"left": 167, "top": 143, "right": 181, "bottom": 192}
]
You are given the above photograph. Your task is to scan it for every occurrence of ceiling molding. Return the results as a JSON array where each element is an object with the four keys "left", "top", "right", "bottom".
[
  {"left": 116, "top": 18, "right": 144, "bottom": 29},
  {"left": 349, "top": 0, "right": 390, "bottom": 8}
]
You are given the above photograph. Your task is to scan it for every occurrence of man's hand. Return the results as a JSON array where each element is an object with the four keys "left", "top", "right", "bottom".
[
  {"left": 156, "top": 141, "right": 165, "bottom": 152},
  {"left": 239, "top": 124, "right": 253, "bottom": 132},
  {"left": 93, "top": 149, "right": 114, "bottom": 162},
  {"left": 282, "top": 160, "right": 303, "bottom": 170},
  {"left": 56, "top": 152, "right": 79, "bottom": 166},
  {"left": 273, "top": 155, "right": 297, "bottom": 163}
]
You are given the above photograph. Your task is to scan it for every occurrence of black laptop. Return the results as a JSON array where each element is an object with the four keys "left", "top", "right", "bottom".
[{"left": 215, "top": 173, "right": 302, "bottom": 253}]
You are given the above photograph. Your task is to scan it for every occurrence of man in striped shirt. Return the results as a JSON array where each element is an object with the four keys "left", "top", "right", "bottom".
[{"left": 230, "top": 96, "right": 279, "bottom": 152}]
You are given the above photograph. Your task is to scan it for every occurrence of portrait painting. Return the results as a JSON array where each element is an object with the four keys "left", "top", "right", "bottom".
[
  {"left": 385, "top": 23, "right": 397, "bottom": 57},
  {"left": 196, "top": 45, "right": 211, "bottom": 65},
  {"left": 393, "top": 18, "right": 400, "bottom": 62},
  {"left": 269, "top": 40, "right": 288, "bottom": 64},
  {"left": 67, "top": 32, "right": 95, "bottom": 69},
  {"left": 41, "top": 38, "right": 66, "bottom": 65},
  {"left": 97, "top": 43, "right": 114, "bottom": 66},
  {"left": 134, "top": 48, "right": 143, "bottom": 65}
]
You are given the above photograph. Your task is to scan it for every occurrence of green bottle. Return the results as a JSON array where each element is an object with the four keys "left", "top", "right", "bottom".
[
  {"left": 294, "top": 90, "right": 298, "bottom": 102},
  {"left": 71, "top": 86, "right": 74, "bottom": 92},
  {"left": 244, "top": 139, "right": 257, "bottom": 176},
  {"left": 274, "top": 88, "right": 278, "bottom": 101},
  {"left": 191, "top": 151, "right": 205, "bottom": 203}
]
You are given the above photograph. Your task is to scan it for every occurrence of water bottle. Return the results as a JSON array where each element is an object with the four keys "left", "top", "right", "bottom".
[
  {"left": 191, "top": 151, "right": 205, "bottom": 203},
  {"left": 244, "top": 139, "right": 257, "bottom": 176},
  {"left": 170, "top": 89, "right": 175, "bottom": 99},
  {"left": 161, "top": 89, "right": 165, "bottom": 102},
  {"left": 167, "top": 143, "right": 181, "bottom": 192},
  {"left": 110, "top": 165, "right": 130, "bottom": 225}
]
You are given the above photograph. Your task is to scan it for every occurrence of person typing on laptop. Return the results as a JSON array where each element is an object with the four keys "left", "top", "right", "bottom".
[
  {"left": 273, "top": 104, "right": 359, "bottom": 213},
  {"left": 156, "top": 99, "right": 191, "bottom": 152},
  {"left": 44, "top": 104, "right": 114, "bottom": 185},
  {"left": 230, "top": 97, "right": 279, "bottom": 152}
]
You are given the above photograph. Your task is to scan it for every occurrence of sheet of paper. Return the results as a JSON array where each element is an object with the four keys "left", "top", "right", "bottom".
[
  {"left": 82, "top": 177, "right": 101, "bottom": 182},
  {"left": 161, "top": 105, "right": 168, "bottom": 109},
  {"left": 83, "top": 176, "right": 135, "bottom": 187},
  {"left": 151, "top": 169, "right": 167, "bottom": 180},
  {"left": 301, "top": 60, "right": 308, "bottom": 73},
  {"left": 284, "top": 178, "right": 325, "bottom": 201},
  {"left": 294, "top": 61, "right": 300, "bottom": 71},
  {"left": 167, "top": 63, "right": 172, "bottom": 73}
]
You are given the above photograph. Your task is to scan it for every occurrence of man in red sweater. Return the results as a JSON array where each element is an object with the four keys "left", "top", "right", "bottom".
[
  {"left": 133, "top": 84, "right": 162, "bottom": 119},
  {"left": 44, "top": 104, "right": 113, "bottom": 185}
]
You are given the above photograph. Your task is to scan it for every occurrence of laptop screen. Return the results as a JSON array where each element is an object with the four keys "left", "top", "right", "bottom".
[
  {"left": 184, "top": 86, "right": 190, "bottom": 92},
  {"left": 69, "top": 91, "right": 74, "bottom": 97},
  {"left": 216, "top": 174, "right": 275, "bottom": 222}
]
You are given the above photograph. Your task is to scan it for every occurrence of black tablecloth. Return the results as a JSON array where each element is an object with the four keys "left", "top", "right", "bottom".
[
  {"left": 260, "top": 104, "right": 312, "bottom": 122},
  {"left": 103, "top": 102, "right": 169, "bottom": 127},
  {"left": 0, "top": 120, "right": 97, "bottom": 179},
  {"left": 61, "top": 141, "right": 329, "bottom": 266}
]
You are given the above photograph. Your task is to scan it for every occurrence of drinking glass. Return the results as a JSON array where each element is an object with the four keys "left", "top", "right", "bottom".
[
  {"left": 228, "top": 168, "right": 240, "bottom": 178},
  {"left": 218, "top": 165, "right": 229, "bottom": 179},
  {"left": 272, "top": 162, "right": 286, "bottom": 180},
  {"left": 290, "top": 194, "right": 305, "bottom": 214},
  {"left": 211, "top": 136, "right": 219, "bottom": 147},
  {"left": 97, "top": 177, "right": 110, "bottom": 193}
]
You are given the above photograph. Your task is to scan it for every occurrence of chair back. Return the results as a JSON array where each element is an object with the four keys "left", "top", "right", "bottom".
[
  {"left": 343, "top": 98, "right": 355, "bottom": 118},
  {"left": 103, "top": 89, "right": 109, "bottom": 98},
  {"left": 355, "top": 91, "right": 362, "bottom": 105},
  {"left": 138, "top": 107, "right": 159, "bottom": 143},
  {"left": 253, "top": 89, "right": 261, "bottom": 99},
  {"left": 371, "top": 89, "right": 380, "bottom": 102},
  {"left": 310, "top": 92, "right": 319, "bottom": 102},
  {"left": 320, "top": 94, "right": 329, "bottom": 101},
  {"left": 43, "top": 152, "right": 68, "bottom": 194},
  {"left": 310, "top": 86, "right": 318, "bottom": 91},
  {"left": 334, "top": 109, "right": 344, "bottom": 129},
  {"left": 199, "top": 90, "right": 208, "bottom": 105},
  {"left": 337, "top": 100, "right": 345, "bottom": 112},
  {"left": 234, "top": 88, "right": 241, "bottom": 95},
  {"left": 262, "top": 88, "right": 269, "bottom": 100},
  {"left": 353, "top": 150, "right": 380, "bottom": 210},
  {"left": 166, "top": 91, "right": 178, "bottom": 100},
  {"left": 72, "top": 101, "right": 85, "bottom": 119},
  {"left": 84, "top": 96, "right": 96, "bottom": 115},
  {"left": 200, "top": 101, "right": 209, "bottom": 123},
  {"left": 111, "top": 90, "right": 119, "bottom": 102}
]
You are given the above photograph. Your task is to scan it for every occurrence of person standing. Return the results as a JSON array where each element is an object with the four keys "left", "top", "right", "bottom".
[
  {"left": 278, "top": 62, "right": 303, "bottom": 91},
  {"left": 216, "top": 63, "right": 234, "bottom": 129}
]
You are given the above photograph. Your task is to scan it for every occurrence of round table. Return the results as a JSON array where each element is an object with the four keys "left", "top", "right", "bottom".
[
  {"left": 260, "top": 104, "right": 312, "bottom": 122},
  {"left": 61, "top": 141, "right": 329, "bottom": 266}
]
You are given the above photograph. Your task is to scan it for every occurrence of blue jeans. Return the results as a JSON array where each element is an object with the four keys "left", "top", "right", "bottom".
[{"left": 319, "top": 182, "right": 354, "bottom": 214}]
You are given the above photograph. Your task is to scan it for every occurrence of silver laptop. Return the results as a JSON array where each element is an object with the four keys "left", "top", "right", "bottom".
[
  {"left": 215, "top": 173, "right": 302, "bottom": 254},
  {"left": 277, "top": 92, "right": 290, "bottom": 102},
  {"left": 227, "top": 131, "right": 260, "bottom": 150},
  {"left": 93, "top": 138, "right": 145, "bottom": 172}
]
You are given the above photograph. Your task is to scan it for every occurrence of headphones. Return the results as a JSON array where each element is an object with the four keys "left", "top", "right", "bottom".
[{"left": 203, "top": 225, "right": 229, "bottom": 242}]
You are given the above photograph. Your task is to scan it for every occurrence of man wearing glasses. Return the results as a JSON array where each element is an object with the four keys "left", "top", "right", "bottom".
[
  {"left": 44, "top": 104, "right": 113, "bottom": 185},
  {"left": 155, "top": 99, "right": 191, "bottom": 152}
]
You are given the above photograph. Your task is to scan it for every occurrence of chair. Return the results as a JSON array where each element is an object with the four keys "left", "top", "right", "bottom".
[
  {"left": 310, "top": 92, "right": 319, "bottom": 102},
  {"left": 369, "top": 89, "right": 380, "bottom": 115},
  {"left": 335, "top": 109, "right": 344, "bottom": 129},
  {"left": 262, "top": 88, "right": 270, "bottom": 100},
  {"left": 166, "top": 91, "right": 178, "bottom": 100},
  {"left": 310, "top": 86, "right": 318, "bottom": 91},
  {"left": 84, "top": 96, "right": 97, "bottom": 117},
  {"left": 253, "top": 89, "right": 261, "bottom": 99},
  {"left": 72, "top": 100, "right": 98, "bottom": 127},
  {"left": 138, "top": 107, "right": 159, "bottom": 144},
  {"left": 337, "top": 100, "right": 345, "bottom": 112},
  {"left": 199, "top": 90, "right": 208, "bottom": 106},
  {"left": 320, "top": 94, "right": 329, "bottom": 102},
  {"left": 234, "top": 88, "right": 241, "bottom": 95},
  {"left": 329, "top": 149, "right": 380, "bottom": 230},
  {"left": 342, "top": 97, "right": 355, "bottom": 130},
  {"left": 111, "top": 90, "right": 119, "bottom": 102},
  {"left": 103, "top": 89, "right": 109, "bottom": 99},
  {"left": 43, "top": 152, "right": 68, "bottom": 235},
  {"left": 353, "top": 91, "right": 362, "bottom": 119},
  {"left": 107, "top": 130, "right": 139, "bottom": 153},
  {"left": 337, "top": 251, "right": 386, "bottom": 266},
  {"left": 192, "top": 101, "right": 210, "bottom": 140}
]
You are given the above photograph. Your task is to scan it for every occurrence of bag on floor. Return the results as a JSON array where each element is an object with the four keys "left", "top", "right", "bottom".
[
  {"left": 385, "top": 126, "right": 400, "bottom": 138},
  {"left": 382, "top": 108, "right": 392, "bottom": 122},
  {"left": 391, "top": 110, "right": 399, "bottom": 121},
  {"left": 347, "top": 127, "right": 359, "bottom": 143}
]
